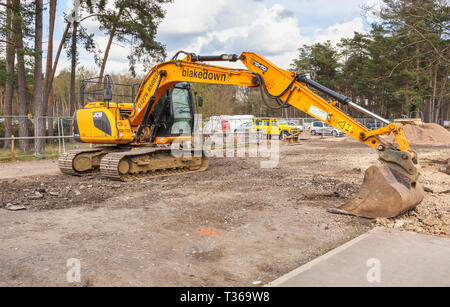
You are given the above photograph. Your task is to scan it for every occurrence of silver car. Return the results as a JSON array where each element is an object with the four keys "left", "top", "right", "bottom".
[
  {"left": 310, "top": 121, "right": 343, "bottom": 137},
  {"left": 234, "top": 121, "right": 252, "bottom": 133}
]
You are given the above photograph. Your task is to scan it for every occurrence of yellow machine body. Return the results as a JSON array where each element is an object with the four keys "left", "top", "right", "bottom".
[{"left": 74, "top": 102, "right": 133, "bottom": 144}]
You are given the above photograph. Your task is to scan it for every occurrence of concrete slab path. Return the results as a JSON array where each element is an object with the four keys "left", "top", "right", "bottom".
[{"left": 268, "top": 227, "right": 450, "bottom": 287}]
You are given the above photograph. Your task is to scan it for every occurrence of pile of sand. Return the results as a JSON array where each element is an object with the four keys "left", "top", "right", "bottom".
[{"left": 382, "top": 123, "right": 450, "bottom": 146}]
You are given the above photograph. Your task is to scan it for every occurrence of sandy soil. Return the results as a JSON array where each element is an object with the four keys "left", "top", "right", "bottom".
[
  {"left": 0, "top": 159, "right": 60, "bottom": 179},
  {"left": 375, "top": 152, "right": 450, "bottom": 236},
  {"left": 0, "top": 137, "right": 448, "bottom": 286}
]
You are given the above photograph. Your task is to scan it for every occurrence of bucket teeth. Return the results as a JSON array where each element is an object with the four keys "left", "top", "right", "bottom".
[{"left": 328, "top": 164, "right": 424, "bottom": 218}]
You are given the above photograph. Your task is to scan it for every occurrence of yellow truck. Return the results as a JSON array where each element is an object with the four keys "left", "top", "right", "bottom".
[{"left": 252, "top": 118, "right": 303, "bottom": 139}]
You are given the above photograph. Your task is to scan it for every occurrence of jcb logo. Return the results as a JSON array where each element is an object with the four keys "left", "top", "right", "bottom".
[
  {"left": 253, "top": 60, "right": 268, "bottom": 73},
  {"left": 93, "top": 112, "right": 103, "bottom": 119}
]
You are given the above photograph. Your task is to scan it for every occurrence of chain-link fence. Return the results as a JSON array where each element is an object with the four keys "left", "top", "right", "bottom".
[
  {"left": 197, "top": 116, "right": 390, "bottom": 147},
  {"left": 0, "top": 115, "right": 91, "bottom": 161},
  {"left": 0, "top": 114, "right": 385, "bottom": 160},
  {"left": 199, "top": 116, "right": 385, "bottom": 136}
]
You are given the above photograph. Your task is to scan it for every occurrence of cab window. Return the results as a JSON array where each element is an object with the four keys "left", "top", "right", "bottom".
[
  {"left": 313, "top": 122, "right": 323, "bottom": 127},
  {"left": 171, "top": 88, "right": 191, "bottom": 135},
  {"left": 172, "top": 88, "right": 191, "bottom": 119}
]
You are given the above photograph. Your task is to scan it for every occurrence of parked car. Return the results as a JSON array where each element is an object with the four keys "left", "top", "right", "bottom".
[
  {"left": 366, "top": 121, "right": 381, "bottom": 130},
  {"left": 251, "top": 118, "right": 303, "bottom": 140},
  {"left": 278, "top": 120, "right": 304, "bottom": 133},
  {"left": 203, "top": 115, "right": 254, "bottom": 134},
  {"left": 234, "top": 121, "right": 252, "bottom": 133},
  {"left": 309, "top": 121, "right": 343, "bottom": 137}
]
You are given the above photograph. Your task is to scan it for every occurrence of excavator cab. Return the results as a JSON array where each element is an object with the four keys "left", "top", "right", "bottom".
[
  {"left": 146, "top": 83, "right": 195, "bottom": 139},
  {"left": 73, "top": 76, "right": 196, "bottom": 145}
]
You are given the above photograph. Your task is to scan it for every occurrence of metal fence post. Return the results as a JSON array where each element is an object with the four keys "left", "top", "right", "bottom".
[
  {"left": 60, "top": 118, "right": 66, "bottom": 153},
  {"left": 34, "top": 116, "right": 39, "bottom": 158},
  {"left": 11, "top": 135, "right": 15, "bottom": 160},
  {"left": 57, "top": 116, "right": 61, "bottom": 155}
]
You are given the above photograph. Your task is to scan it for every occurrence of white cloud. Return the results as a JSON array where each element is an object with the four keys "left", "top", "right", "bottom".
[
  {"left": 158, "top": 0, "right": 228, "bottom": 36},
  {"left": 158, "top": 1, "right": 304, "bottom": 69},
  {"left": 55, "top": 0, "right": 372, "bottom": 75},
  {"left": 157, "top": 1, "right": 369, "bottom": 70},
  {"left": 313, "top": 17, "right": 365, "bottom": 46}
]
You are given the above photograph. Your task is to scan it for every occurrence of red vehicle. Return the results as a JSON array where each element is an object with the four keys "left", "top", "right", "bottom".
[{"left": 221, "top": 120, "right": 231, "bottom": 133}]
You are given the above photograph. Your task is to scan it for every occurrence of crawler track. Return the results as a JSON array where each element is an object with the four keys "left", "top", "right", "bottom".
[
  {"left": 100, "top": 147, "right": 209, "bottom": 181},
  {"left": 58, "top": 148, "right": 107, "bottom": 176}
]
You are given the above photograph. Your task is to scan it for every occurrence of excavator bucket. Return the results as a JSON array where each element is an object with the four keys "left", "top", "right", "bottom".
[{"left": 328, "top": 164, "right": 424, "bottom": 218}]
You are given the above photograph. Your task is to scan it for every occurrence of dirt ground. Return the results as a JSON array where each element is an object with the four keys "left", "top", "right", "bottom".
[{"left": 0, "top": 137, "right": 448, "bottom": 286}]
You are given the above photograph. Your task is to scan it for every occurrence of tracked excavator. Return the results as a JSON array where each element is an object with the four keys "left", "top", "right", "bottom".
[{"left": 59, "top": 51, "right": 424, "bottom": 218}]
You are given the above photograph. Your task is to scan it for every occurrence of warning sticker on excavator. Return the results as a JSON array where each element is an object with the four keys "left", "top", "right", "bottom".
[
  {"left": 309, "top": 105, "right": 327, "bottom": 121},
  {"left": 337, "top": 120, "right": 353, "bottom": 132}
]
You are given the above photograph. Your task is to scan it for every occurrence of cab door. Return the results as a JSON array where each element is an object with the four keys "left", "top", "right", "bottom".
[
  {"left": 270, "top": 119, "right": 279, "bottom": 136},
  {"left": 251, "top": 119, "right": 260, "bottom": 132},
  {"left": 262, "top": 120, "right": 270, "bottom": 135}
]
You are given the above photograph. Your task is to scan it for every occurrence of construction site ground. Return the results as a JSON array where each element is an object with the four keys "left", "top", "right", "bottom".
[{"left": 0, "top": 136, "right": 448, "bottom": 286}]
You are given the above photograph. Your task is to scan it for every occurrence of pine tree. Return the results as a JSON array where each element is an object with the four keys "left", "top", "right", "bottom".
[
  {"left": 33, "top": 0, "right": 44, "bottom": 152},
  {"left": 95, "top": 0, "right": 171, "bottom": 79},
  {"left": 2, "top": 0, "right": 15, "bottom": 147},
  {"left": 291, "top": 41, "right": 340, "bottom": 90},
  {"left": 65, "top": 1, "right": 96, "bottom": 115},
  {"left": 43, "top": 0, "right": 57, "bottom": 137},
  {"left": 11, "top": 0, "right": 30, "bottom": 152}
]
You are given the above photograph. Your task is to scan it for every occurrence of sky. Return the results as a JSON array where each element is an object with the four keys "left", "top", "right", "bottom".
[{"left": 48, "top": 0, "right": 381, "bottom": 76}]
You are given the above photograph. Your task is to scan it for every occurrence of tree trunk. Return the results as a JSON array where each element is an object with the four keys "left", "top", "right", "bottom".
[
  {"left": 98, "top": 26, "right": 117, "bottom": 84},
  {"left": 98, "top": 6, "right": 124, "bottom": 84},
  {"left": 12, "top": 0, "right": 30, "bottom": 152},
  {"left": 70, "top": 21, "right": 78, "bottom": 116},
  {"left": 445, "top": 98, "right": 450, "bottom": 120},
  {"left": 44, "top": 21, "right": 70, "bottom": 117},
  {"left": 48, "top": 89, "right": 54, "bottom": 137},
  {"left": 4, "top": 0, "right": 15, "bottom": 148},
  {"left": 434, "top": 48, "right": 449, "bottom": 124},
  {"left": 430, "top": 65, "right": 438, "bottom": 123},
  {"left": 42, "top": 0, "right": 57, "bottom": 134},
  {"left": 435, "top": 73, "right": 448, "bottom": 124},
  {"left": 33, "top": 0, "right": 45, "bottom": 152}
]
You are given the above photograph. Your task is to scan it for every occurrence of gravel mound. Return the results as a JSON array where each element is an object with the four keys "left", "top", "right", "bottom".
[{"left": 382, "top": 123, "right": 450, "bottom": 145}]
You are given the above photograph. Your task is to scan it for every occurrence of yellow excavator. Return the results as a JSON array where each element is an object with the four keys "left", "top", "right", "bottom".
[{"left": 58, "top": 51, "right": 424, "bottom": 218}]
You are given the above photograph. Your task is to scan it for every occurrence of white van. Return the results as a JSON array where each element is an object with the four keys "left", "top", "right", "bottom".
[{"left": 202, "top": 115, "right": 254, "bottom": 134}]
